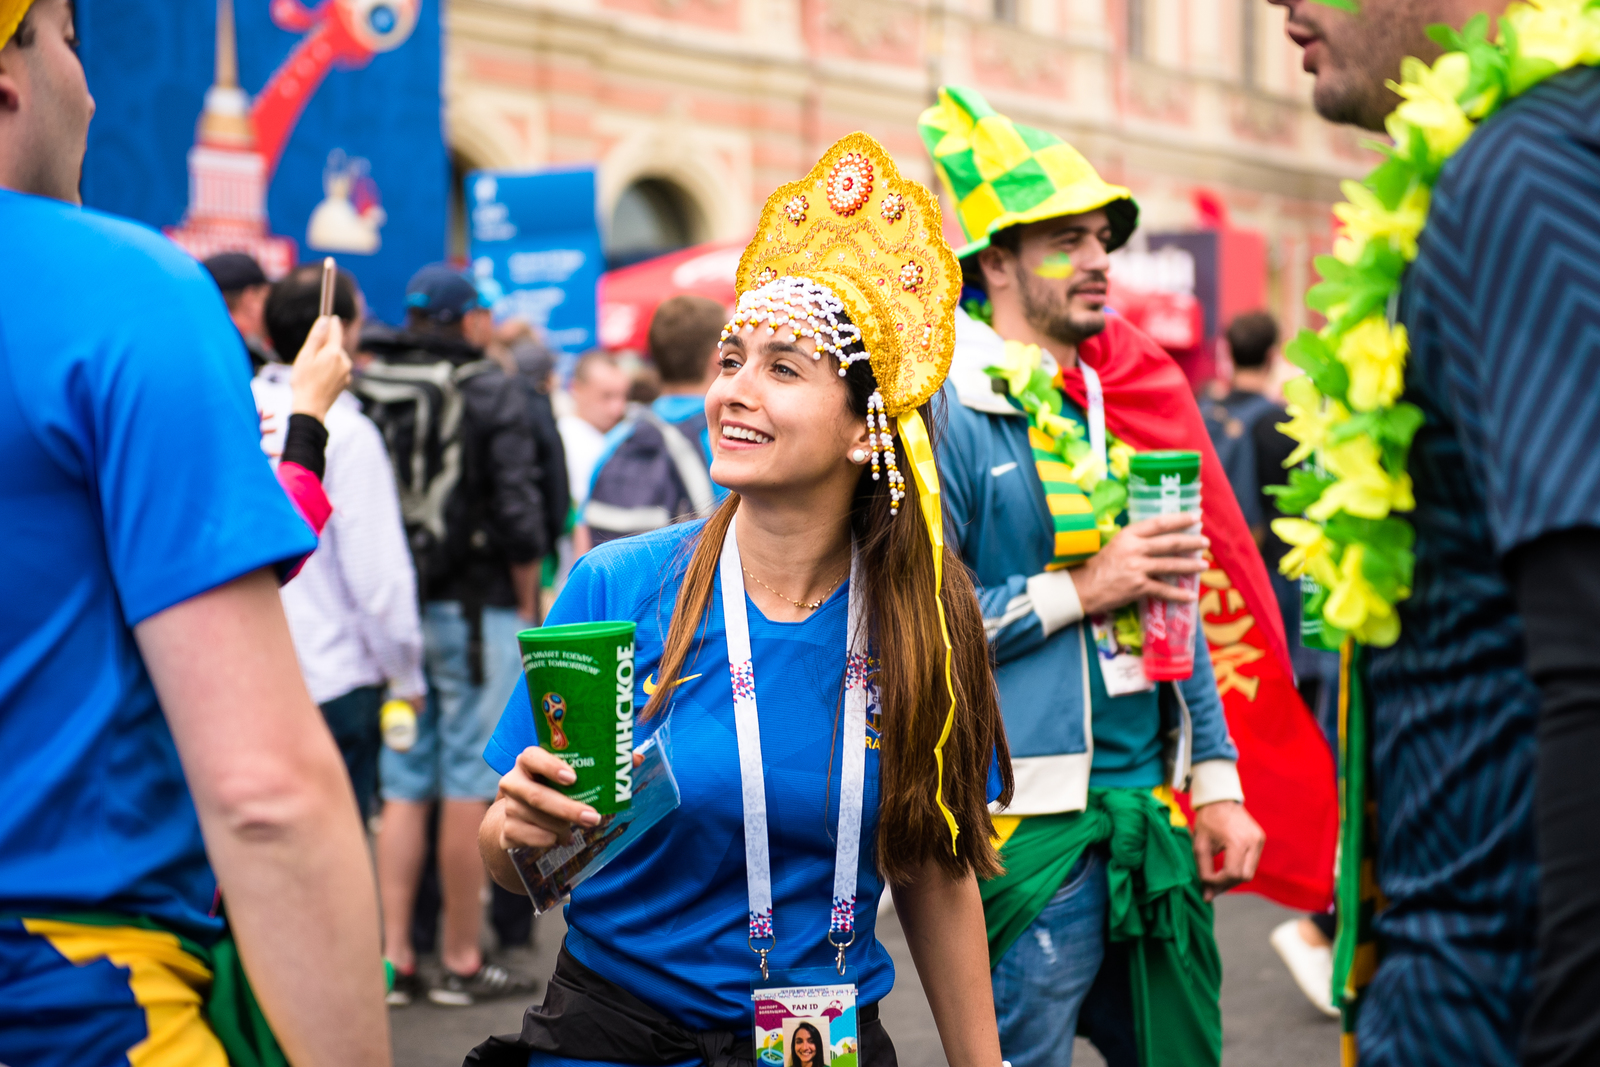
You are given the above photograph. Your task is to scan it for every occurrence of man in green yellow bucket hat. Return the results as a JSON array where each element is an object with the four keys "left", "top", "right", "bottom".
[{"left": 922, "top": 85, "right": 1339, "bottom": 1067}]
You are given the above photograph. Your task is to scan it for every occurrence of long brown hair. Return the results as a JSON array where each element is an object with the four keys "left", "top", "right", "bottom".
[{"left": 640, "top": 347, "right": 1013, "bottom": 884}]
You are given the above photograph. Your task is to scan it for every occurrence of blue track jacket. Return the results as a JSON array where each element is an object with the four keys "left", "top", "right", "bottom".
[{"left": 939, "top": 311, "right": 1242, "bottom": 816}]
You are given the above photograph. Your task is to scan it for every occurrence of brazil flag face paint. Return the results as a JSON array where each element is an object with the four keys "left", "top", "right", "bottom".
[{"left": 1035, "top": 252, "right": 1075, "bottom": 280}]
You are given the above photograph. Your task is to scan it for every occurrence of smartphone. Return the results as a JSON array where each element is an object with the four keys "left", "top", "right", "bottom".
[{"left": 318, "top": 256, "right": 337, "bottom": 318}]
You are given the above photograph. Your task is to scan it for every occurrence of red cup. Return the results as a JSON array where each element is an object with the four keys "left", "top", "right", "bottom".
[{"left": 1140, "top": 572, "right": 1198, "bottom": 680}]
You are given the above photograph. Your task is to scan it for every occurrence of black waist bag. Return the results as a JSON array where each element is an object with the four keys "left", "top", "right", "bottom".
[{"left": 464, "top": 943, "right": 898, "bottom": 1067}]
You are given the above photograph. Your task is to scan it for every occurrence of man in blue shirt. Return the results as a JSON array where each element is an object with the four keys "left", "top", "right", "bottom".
[
  {"left": 1274, "top": 1, "right": 1600, "bottom": 1063},
  {"left": 583, "top": 295, "right": 724, "bottom": 544},
  {"left": 0, "top": 2, "right": 389, "bottom": 1062}
]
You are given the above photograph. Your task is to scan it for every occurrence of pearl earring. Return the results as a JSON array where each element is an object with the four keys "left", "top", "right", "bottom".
[{"left": 851, "top": 449, "right": 868, "bottom": 464}]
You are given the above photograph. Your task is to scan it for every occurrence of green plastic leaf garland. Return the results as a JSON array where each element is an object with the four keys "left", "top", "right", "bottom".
[{"left": 1269, "top": 0, "right": 1600, "bottom": 646}]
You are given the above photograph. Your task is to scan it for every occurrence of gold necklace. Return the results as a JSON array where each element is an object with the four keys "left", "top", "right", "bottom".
[{"left": 742, "top": 564, "right": 847, "bottom": 612}]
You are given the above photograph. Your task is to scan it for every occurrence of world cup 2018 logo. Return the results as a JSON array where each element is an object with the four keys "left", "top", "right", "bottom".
[{"left": 541, "top": 692, "right": 569, "bottom": 750}]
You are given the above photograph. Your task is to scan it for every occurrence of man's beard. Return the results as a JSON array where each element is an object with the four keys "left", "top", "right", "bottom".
[
  {"left": 1018, "top": 269, "right": 1107, "bottom": 347},
  {"left": 1299, "top": 0, "right": 1441, "bottom": 132}
]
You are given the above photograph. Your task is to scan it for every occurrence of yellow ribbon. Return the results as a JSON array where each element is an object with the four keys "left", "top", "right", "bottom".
[
  {"left": 897, "top": 409, "right": 961, "bottom": 855},
  {"left": 1, "top": 0, "right": 33, "bottom": 49}
]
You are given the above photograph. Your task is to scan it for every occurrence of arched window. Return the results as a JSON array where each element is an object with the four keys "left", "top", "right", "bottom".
[{"left": 607, "top": 177, "right": 703, "bottom": 268}]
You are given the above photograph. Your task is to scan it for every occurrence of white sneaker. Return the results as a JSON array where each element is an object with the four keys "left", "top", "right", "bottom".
[{"left": 1270, "top": 918, "right": 1341, "bottom": 1019}]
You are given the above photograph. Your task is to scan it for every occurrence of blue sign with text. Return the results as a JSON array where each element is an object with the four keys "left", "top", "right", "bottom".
[{"left": 467, "top": 167, "right": 603, "bottom": 354}]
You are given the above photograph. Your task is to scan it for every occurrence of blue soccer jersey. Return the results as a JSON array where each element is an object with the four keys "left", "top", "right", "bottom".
[
  {"left": 486, "top": 522, "right": 896, "bottom": 1052},
  {"left": 0, "top": 190, "right": 316, "bottom": 949}
]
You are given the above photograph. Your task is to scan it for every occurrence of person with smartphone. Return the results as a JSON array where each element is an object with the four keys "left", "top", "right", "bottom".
[
  {"left": 471, "top": 133, "right": 1012, "bottom": 1067},
  {"left": 255, "top": 262, "right": 426, "bottom": 822}
]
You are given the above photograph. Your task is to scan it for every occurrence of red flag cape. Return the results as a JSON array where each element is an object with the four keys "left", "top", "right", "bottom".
[{"left": 1062, "top": 316, "right": 1336, "bottom": 911}]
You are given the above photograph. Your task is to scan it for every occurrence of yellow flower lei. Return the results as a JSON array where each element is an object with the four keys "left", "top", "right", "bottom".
[
  {"left": 986, "top": 339, "right": 1135, "bottom": 540},
  {"left": 1272, "top": 0, "right": 1600, "bottom": 647}
]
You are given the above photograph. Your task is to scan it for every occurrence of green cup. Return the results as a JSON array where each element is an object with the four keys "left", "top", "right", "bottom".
[
  {"left": 1127, "top": 450, "right": 1201, "bottom": 491},
  {"left": 517, "top": 621, "right": 637, "bottom": 814},
  {"left": 1127, "top": 452, "right": 1201, "bottom": 525},
  {"left": 1299, "top": 574, "right": 1342, "bottom": 651}
]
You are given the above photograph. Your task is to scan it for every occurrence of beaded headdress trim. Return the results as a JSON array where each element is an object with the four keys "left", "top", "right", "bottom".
[{"left": 730, "top": 132, "right": 961, "bottom": 419}]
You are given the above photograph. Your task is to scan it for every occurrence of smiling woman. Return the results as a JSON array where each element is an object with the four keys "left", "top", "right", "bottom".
[{"left": 474, "top": 133, "right": 1015, "bottom": 1067}]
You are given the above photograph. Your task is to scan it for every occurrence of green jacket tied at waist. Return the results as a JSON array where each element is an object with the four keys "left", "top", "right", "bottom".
[{"left": 980, "top": 787, "right": 1223, "bottom": 1067}]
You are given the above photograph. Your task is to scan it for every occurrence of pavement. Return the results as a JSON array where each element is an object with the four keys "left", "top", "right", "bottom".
[{"left": 391, "top": 891, "right": 1339, "bottom": 1066}]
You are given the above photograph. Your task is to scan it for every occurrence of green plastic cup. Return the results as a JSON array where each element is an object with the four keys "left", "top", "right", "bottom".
[
  {"left": 1127, "top": 452, "right": 1201, "bottom": 525},
  {"left": 1127, "top": 450, "right": 1201, "bottom": 491},
  {"left": 517, "top": 621, "right": 637, "bottom": 814},
  {"left": 1127, "top": 451, "right": 1203, "bottom": 681},
  {"left": 1299, "top": 574, "right": 1341, "bottom": 651}
]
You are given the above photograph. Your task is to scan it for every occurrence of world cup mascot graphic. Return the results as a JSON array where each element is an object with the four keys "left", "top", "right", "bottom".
[{"left": 542, "top": 691, "right": 569, "bottom": 751}]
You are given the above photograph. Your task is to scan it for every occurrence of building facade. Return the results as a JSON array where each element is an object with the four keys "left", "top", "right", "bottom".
[{"left": 446, "top": 0, "right": 1369, "bottom": 335}]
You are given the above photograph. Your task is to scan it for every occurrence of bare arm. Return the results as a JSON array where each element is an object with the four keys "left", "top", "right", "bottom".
[
  {"left": 289, "top": 316, "right": 351, "bottom": 421},
  {"left": 573, "top": 522, "right": 594, "bottom": 558},
  {"left": 135, "top": 569, "right": 389, "bottom": 1067},
  {"left": 1191, "top": 800, "right": 1265, "bottom": 902},
  {"left": 891, "top": 865, "right": 1004, "bottom": 1067}
]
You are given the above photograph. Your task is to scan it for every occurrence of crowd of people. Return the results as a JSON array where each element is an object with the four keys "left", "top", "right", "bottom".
[{"left": 3, "top": 0, "right": 1598, "bottom": 1065}]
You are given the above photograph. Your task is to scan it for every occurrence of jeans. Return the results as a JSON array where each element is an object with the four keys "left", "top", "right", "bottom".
[
  {"left": 381, "top": 602, "right": 525, "bottom": 802},
  {"left": 320, "top": 684, "right": 383, "bottom": 818},
  {"left": 992, "top": 850, "right": 1138, "bottom": 1067}
]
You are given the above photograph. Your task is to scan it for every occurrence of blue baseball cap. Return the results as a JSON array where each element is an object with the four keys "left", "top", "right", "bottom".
[{"left": 405, "top": 263, "right": 490, "bottom": 324}]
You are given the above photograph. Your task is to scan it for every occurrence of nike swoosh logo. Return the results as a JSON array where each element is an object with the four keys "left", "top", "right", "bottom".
[
  {"left": 641, "top": 672, "right": 702, "bottom": 695},
  {"left": 990, "top": 462, "right": 1018, "bottom": 477}
]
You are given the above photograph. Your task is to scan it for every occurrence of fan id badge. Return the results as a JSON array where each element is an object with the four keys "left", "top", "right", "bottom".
[
  {"left": 752, "top": 969, "right": 859, "bottom": 1067},
  {"left": 1090, "top": 609, "right": 1154, "bottom": 697}
]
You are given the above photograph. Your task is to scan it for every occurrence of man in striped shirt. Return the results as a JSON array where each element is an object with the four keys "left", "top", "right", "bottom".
[{"left": 1275, "top": 1, "right": 1600, "bottom": 1063}]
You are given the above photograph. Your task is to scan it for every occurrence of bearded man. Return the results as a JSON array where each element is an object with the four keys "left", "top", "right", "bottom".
[
  {"left": 920, "top": 86, "right": 1338, "bottom": 1067},
  {"left": 1271, "top": 1, "right": 1600, "bottom": 1064}
]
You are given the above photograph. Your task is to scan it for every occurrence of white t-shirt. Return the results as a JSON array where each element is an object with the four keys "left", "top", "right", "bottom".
[
  {"left": 253, "top": 364, "right": 426, "bottom": 704},
  {"left": 558, "top": 413, "right": 608, "bottom": 507}
]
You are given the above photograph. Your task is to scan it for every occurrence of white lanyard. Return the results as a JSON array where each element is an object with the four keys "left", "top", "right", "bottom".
[
  {"left": 717, "top": 514, "right": 869, "bottom": 980},
  {"left": 1081, "top": 361, "right": 1108, "bottom": 480}
]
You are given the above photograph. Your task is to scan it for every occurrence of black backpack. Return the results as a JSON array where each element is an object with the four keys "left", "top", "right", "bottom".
[
  {"left": 1201, "top": 391, "right": 1280, "bottom": 529},
  {"left": 352, "top": 353, "right": 496, "bottom": 592}
]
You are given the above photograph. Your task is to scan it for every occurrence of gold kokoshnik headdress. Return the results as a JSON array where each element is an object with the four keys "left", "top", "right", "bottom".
[
  {"left": 721, "top": 132, "right": 967, "bottom": 852},
  {"left": 1, "top": 0, "right": 35, "bottom": 49}
]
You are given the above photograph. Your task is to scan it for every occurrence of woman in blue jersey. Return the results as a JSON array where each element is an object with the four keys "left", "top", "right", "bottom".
[{"left": 475, "top": 133, "right": 1013, "bottom": 1067}]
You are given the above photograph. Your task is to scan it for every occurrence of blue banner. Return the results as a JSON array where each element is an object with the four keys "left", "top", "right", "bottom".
[
  {"left": 76, "top": 0, "right": 446, "bottom": 325},
  {"left": 467, "top": 167, "right": 603, "bottom": 354}
]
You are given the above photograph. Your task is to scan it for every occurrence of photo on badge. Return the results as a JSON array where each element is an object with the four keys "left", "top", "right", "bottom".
[
  {"left": 784, "top": 1017, "right": 831, "bottom": 1066},
  {"left": 753, "top": 976, "right": 858, "bottom": 1067}
]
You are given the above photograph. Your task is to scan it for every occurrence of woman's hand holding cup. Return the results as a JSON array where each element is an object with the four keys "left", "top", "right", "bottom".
[{"left": 494, "top": 746, "right": 603, "bottom": 852}]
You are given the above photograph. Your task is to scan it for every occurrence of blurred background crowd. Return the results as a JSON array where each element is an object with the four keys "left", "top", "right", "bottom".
[{"left": 72, "top": 0, "right": 1364, "bottom": 1026}]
